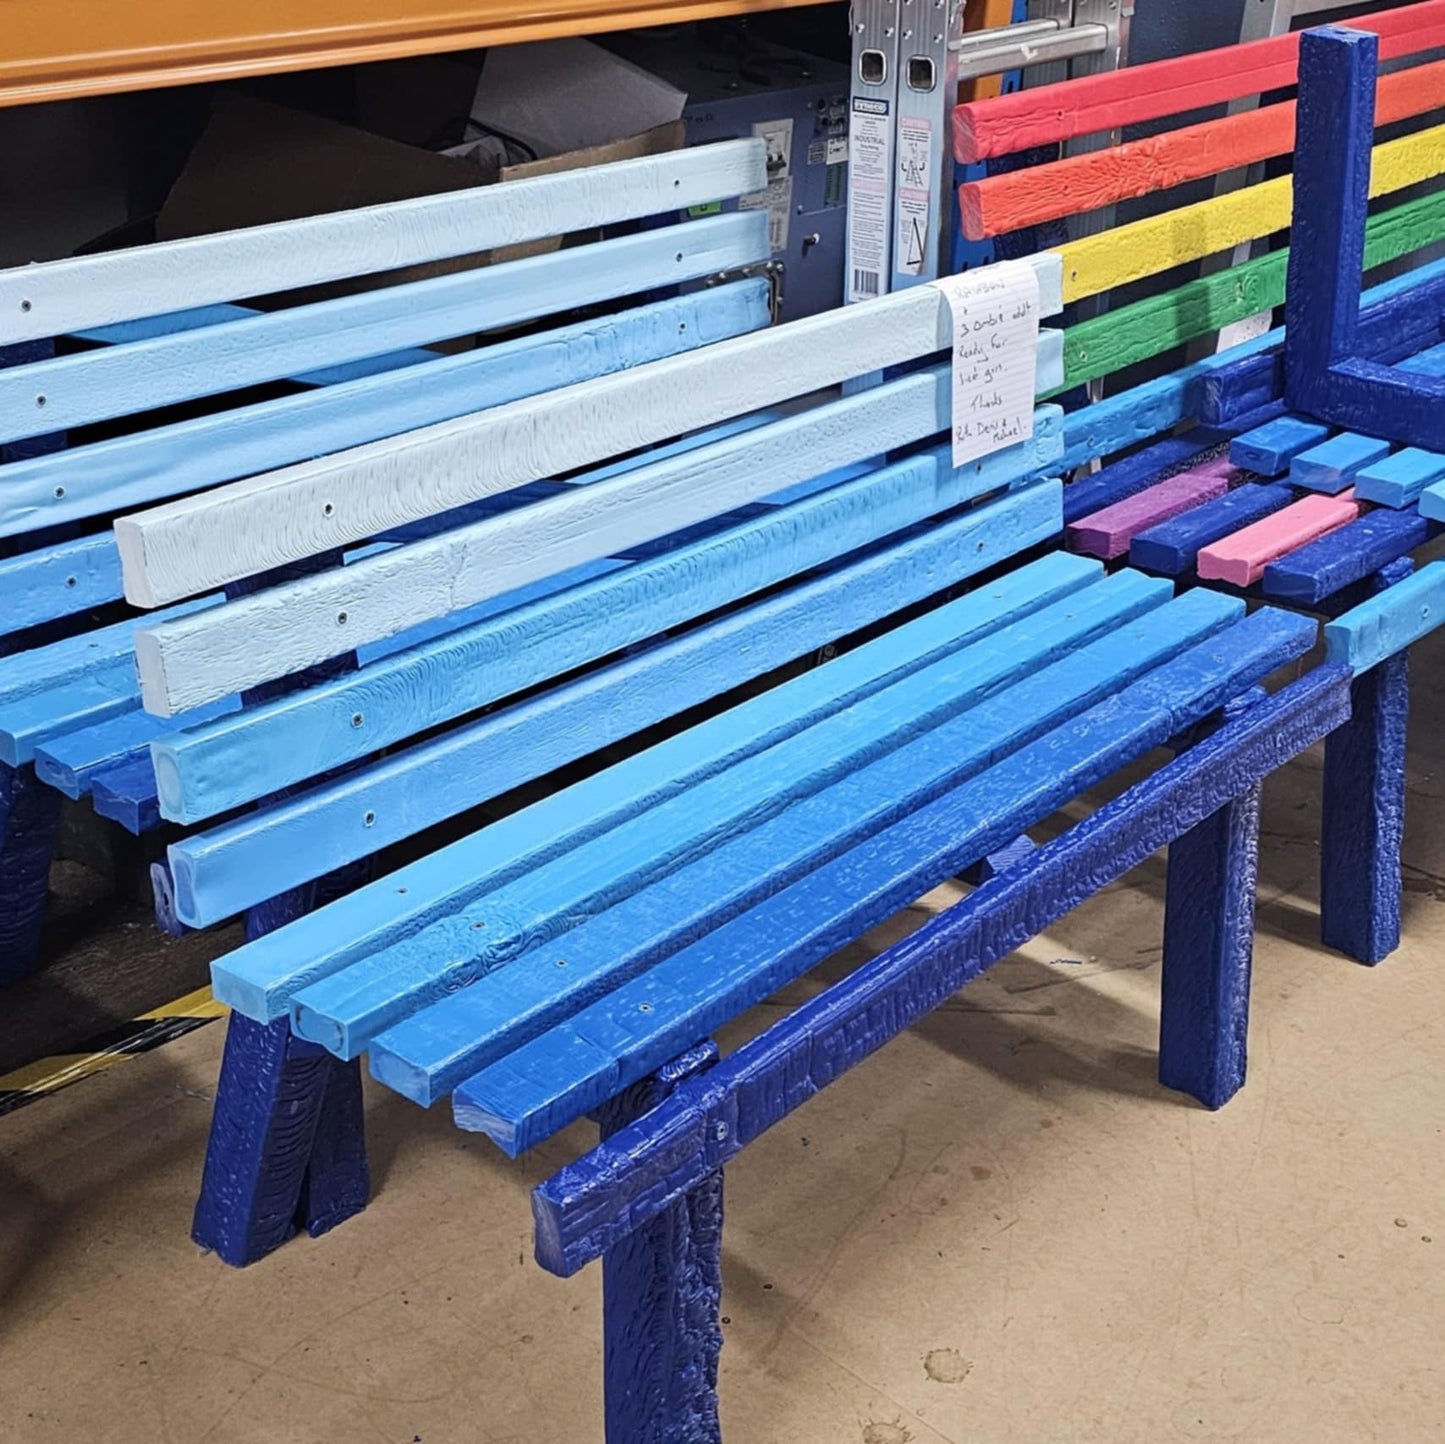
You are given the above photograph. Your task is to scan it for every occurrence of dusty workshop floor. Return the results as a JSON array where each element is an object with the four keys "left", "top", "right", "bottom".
[{"left": 1, "top": 633, "right": 1443, "bottom": 1444}]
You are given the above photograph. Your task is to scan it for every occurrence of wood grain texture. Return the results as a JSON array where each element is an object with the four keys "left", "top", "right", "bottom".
[
  {"left": 0, "top": 214, "right": 766, "bottom": 446},
  {"left": 959, "top": 57, "right": 1445, "bottom": 240},
  {"left": 1066, "top": 462, "right": 1231, "bottom": 562},
  {"left": 0, "top": 534, "right": 123, "bottom": 631},
  {"left": 0, "top": 140, "right": 768, "bottom": 345},
  {"left": 169, "top": 483, "right": 1065, "bottom": 929},
  {"left": 951, "top": 0, "right": 1445, "bottom": 162},
  {"left": 1323, "top": 558, "right": 1445, "bottom": 672},
  {"left": 527, "top": 661, "right": 1349, "bottom": 1272},
  {"left": 1196, "top": 490, "right": 1361, "bottom": 588},
  {"left": 114, "top": 255, "right": 1064, "bottom": 613},
  {"left": 0, "top": 283, "right": 770, "bottom": 539}
]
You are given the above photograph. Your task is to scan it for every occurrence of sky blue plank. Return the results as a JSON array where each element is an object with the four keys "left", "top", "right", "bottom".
[
  {"left": 209, "top": 546, "right": 1092, "bottom": 1023},
  {"left": 1324, "top": 559, "right": 1445, "bottom": 671},
  {"left": 1396, "top": 339, "right": 1445, "bottom": 378},
  {"left": 1129, "top": 483, "right": 1295, "bottom": 576},
  {"left": 1419, "top": 477, "right": 1445, "bottom": 522},
  {"left": 1354, "top": 446, "right": 1445, "bottom": 508},
  {"left": 523, "top": 664, "right": 1348, "bottom": 1269},
  {"left": 0, "top": 534, "right": 122, "bottom": 633},
  {"left": 304, "top": 568, "right": 1182, "bottom": 1060},
  {"left": 455, "top": 603, "right": 1315, "bottom": 1156},
  {"left": 0, "top": 213, "right": 766, "bottom": 446},
  {"left": 153, "top": 407, "right": 1065, "bottom": 825},
  {"left": 1261, "top": 509, "right": 1433, "bottom": 606},
  {"left": 0, "top": 283, "right": 770, "bottom": 538},
  {"left": 90, "top": 755, "right": 164, "bottom": 833},
  {"left": 365, "top": 571, "right": 1206, "bottom": 1100},
  {"left": 1289, "top": 431, "right": 1390, "bottom": 493},
  {"left": 170, "top": 483, "right": 1066, "bottom": 929},
  {"left": 0, "top": 676, "right": 140, "bottom": 767},
  {"left": 1229, "top": 415, "right": 1331, "bottom": 477}
]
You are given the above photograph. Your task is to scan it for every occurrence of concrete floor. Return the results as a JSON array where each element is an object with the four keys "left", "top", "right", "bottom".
[{"left": 1, "top": 636, "right": 1442, "bottom": 1444}]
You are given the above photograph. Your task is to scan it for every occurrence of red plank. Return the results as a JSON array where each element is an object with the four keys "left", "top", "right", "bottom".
[
  {"left": 953, "top": 0, "right": 1445, "bottom": 163},
  {"left": 960, "top": 54, "right": 1445, "bottom": 240}
]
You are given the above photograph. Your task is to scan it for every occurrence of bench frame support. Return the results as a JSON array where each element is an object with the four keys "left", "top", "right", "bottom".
[{"left": 0, "top": 761, "right": 64, "bottom": 983}]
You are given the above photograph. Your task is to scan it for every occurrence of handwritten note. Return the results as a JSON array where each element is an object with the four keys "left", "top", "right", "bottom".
[{"left": 932, "top": 261, "right": 1040, "bottom": 468}]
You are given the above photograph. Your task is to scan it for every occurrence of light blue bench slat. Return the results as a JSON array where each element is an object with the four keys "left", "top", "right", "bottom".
[
  {"left": 0, "top": 675, "right": 140, "bottom": 769},
  {"left": 1324, "top": 559, "right": 1445, "bottom": 671},
  {"left": 1228, "top": 414, "right": 1330, "bottom": 476},
  {"left": 1354, "top": 446, "right": 1445, "bottom": 507},
  {"left": 150, "top": 403, "right": 1066, "bottom": 823},
  {"left": 1396, "top": 338, "right": 1445, "bottom": 377},
  {"left": 459, "top": 604, "right": 1321, "bottom": 1159},
  {"left": 306, "top": 585, "right": 1237, "bottom": 1068},
  {"left": 1129, "top": 482, "right": 1295, "bottom": 576},
  {"left": 168, "top": 479, "right": 1066, "bottom": 929},
  {"left": 1289, "top": 430, "right": 1390, "bottom": 493},
  {"left": 0, "top": 283, "right": 771, "bottom": 539},
  {"left": 0, "top": 534, "right": 122, "bottom": 632},
  {"left": 0, "top": 214, "right": 767, "bottom": 445},
  {"left": 0, "top": 139, "right": 767, "bottom": 345},
  {"left": 208, "top": 547, "right": 1092, "bottom": 1024},
  {"left": 363, "top": 568, "right": 1192, "bottom": 1101},
  {"left": 1261, "top": 509, "right": 1434, "bottom": 606}
]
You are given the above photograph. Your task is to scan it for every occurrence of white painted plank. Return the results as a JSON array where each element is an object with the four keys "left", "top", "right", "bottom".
[{"left": 0, "top": 141, "right": 767, "bottom": 346}]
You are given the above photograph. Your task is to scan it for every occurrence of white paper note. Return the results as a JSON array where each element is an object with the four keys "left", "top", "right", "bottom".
[{"left": 933, "top": 261, "right": 1040, "bottom": 468}]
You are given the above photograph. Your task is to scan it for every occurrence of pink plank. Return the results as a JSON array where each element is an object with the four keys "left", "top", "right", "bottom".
[
  {"left": 1196, "top": 487, "right": 1360, "bottom": 586},
  {"left": 1067, "top": 458, "right": 1235, "bottom": 561}
]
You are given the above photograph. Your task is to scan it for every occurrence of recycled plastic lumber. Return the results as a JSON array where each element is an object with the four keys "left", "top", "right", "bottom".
[
  {"left": 0, "top": 283, "right": 771, "bottom": 537},
  {"left": 520, "top": 649, "right": 1347, "bottom": 1242},
  {"left": 114, "top": 254, "right": 1065, "bottom": 617},
  {"left": 951, "top": 0, "right": 1445, "bottom": 162},
  {"left": 1324, "top": 559, "right": 1445, "bottom": 672},
  {"left": 0, "top": 140, "right": 767, "bottom": 346},
  {"left": 1230, "top": 415, "right": 1331, "bottom": 477},
  {"left": 959, "top": 54, "right": 1445, "bottom": 240},
  {"left": 1355, "top": 447, "right": 1445, "bottom": 507},
  {"left": 0, "top": 534, "right": 121, "bottom": 632},
  {"left": 1262, "top": 510, "right": 1435, "bottom": 606},
  {"left": 167, "top": 478, "right": 1064, "bottom": 929},
  {"left": 1290, "top": 432, "right": 1390, "bottom": 493},
  {"left": 1066, "top": 461, "right": 1231, "bottom": 562},
  {"left": 1129, "top": 484, "right": 1295, "bottom": 577},
  {"left": 1196, "top": 489, "right": 1360, "bottom": 587}
]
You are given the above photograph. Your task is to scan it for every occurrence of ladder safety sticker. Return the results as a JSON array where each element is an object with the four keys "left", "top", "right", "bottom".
[
  {"left": 932, "top": 260, "right": 1040, "bottom": 467},
  {"left": 897, "top": 116, "right": 934, "bottom": 276},
  {"left": 848, "top": 98, "right": 893, "bottom": 300}
]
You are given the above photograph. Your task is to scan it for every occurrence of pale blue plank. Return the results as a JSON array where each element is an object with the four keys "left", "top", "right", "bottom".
[
  {"left": 0, "top": 676, "right": 140, "bottom": 767},
  {"left": 1229, "top": 415, "right": 1331, "bottom": 477},
  {"left": 1419, "top": 476, "right": 1445, "bottom": 522},
  {"left": 209, "top": 545, "right": 1088, "bottom": 1023},
  {"left": 0, "top": 534, "right": 122, "bottom": 632},
  {"left": 170, "top": 483, "right": 1067, "bottom": 929},
  {"left": 1323, "top": 560, "right": 1445, "bottom": 671},
  {"left": 0, "top": 283, "right": 770, "bottom": 537},
  {"left": 1354, "top": 447, "right": 1445, "bottom": 508},
  {"left": 153, "top": 407, "right": 1065, "bottom": 825},
  {"left": 1289, "top": 431, "right": 1390, "bottom": 493},
  {"left": 0, "top": 214, "right": 765, "bottom": 445}
]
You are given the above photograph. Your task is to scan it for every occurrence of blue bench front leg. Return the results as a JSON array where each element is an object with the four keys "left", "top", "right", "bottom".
[
  {"left": 1159, "top": 691, "right": 1265, "bottom": 1109},
  {"left": 1320, "top": 560, "right": 1412, "bottom": 965},
  {"left": 595, "top": 1042, "right": 724, "bottom": 1444},
  {"left": 0, "top": 761, "right": 64, "bottom": 984}
]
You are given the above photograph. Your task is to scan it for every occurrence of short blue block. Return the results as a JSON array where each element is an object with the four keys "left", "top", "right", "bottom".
[
  {"left": 1324, "top": 559, "right": 1445, "bottom": 672},
  {"left": 1289, "top": 431, "right": 1390, "bottom": 493},
  {"left": 1354, "top": 447, "right": 1445, "bottom": 508},
  {"left": 1229, "top": 415, "right": 1330, "bottom": 476}
]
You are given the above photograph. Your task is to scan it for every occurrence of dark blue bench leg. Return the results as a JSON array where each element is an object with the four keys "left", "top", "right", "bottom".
[
  {"left": 596, "top": 1043, "right": 723, "bottom": 1444},
  {"left": 1158, "top": 692, "right": 1264, "bottom": 1109},
  {"left": 0, "top": 762, "right": 64, "bottom": 985}
]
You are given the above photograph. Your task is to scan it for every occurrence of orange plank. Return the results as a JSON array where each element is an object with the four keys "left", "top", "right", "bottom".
[
  {"left": 957, "top": 0, "right": 1020, "bottom": 106},
  {"left": 952, "top": 0, "right": 1445, "bottom": 162},
  {"left": 0, "top": 0, "right": 830, "bottom": 108},
  {"left": 959, "top": 54, "right": 1445, "bottom": 240}
]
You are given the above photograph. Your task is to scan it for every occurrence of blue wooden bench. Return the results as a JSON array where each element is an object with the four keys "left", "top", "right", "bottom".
[{"left": 0, "top": 138, "right": 779, "bottom": 978}]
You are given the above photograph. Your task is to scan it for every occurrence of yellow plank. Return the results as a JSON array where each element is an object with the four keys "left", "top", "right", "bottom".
[{"left": 1060, "top": 120, "right": 1445, "bottom": 303}]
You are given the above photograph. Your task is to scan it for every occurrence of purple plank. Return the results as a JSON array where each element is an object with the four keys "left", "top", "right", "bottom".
[{"left": 1067, "top": 459, "right": 1234, "bottom": 560}]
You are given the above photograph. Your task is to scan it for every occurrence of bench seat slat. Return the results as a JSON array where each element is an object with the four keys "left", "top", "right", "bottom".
[
  {"left": 169, "top": 481, "right": 1066, "bottom": 928},
  {"left": 0, "top": 139, "right": 768, "bottom": 345},
  {"left": 1324, "top": 559, "right": 1445, "bottom": 671},
  {"left": 1066, "top": 460, "right": 1232, "bottom": 561},
  {"left": 0, "top": 284, "right": 770, "bottom": 539},
  {"left": 364, "top": 578, "right": 1232, "bottom": 1100},
  {"left": 1230, "top": 415, "right": 1331, "bottom": 477},
  {"left": 1196, "top": 489, "right": 1360, "bottom": 587},
  {"left": 0, "top": 534, "right": 122, "bottom": 632},
  {"left": 1129, "top": 483, "right": 1295, "bottom": 576},
  {"left": 112, "top": 256, "right": 1065, "bottom": 612},
  {"left": 151, "top": 415, "right": 1063, "bottom": 824},
  {"left": 1354, "top": 446, "right": 1445, "bottom": 507},
  {"left": 208, "top": 550, "right": 1096, "bottom": 1023},
  {"left": 302, "top": 569, "right": 1191, "bottom": 1061},
  {"left": 457, "top": 605, "right": 1321, "bottom": 1158},
  {"left": 1289, "top": 431, "right": 1390, "bottom": 494},
  {"left": 0, "top": 674, "right": 141, "bottom": 768},
  {"left": 0, "top": 214, "right": 766, "bottom": 445},
  {"left": 1261, "top": 509, "right": 1434, "bottom": 606}
]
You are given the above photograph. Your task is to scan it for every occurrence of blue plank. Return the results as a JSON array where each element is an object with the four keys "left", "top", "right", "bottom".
[
  {"left": 0, "top": 214, "right": 765, "bottom": 445},
  {"left": 1323, "top": 559, "right": 1445, "bottom": 672},
  {"left": 171, "top": 484, "right": 1067, "bottom": 929},
  {"left": 365, "top": 588, "right": 1244, "bottom": 1101},
  {"left": 1289, "top": 431, "right": 1390, "bottom": 494},
  {"left": 1419, "top": 476, "right": 1445, "bottom": 522},
  {"left": 508, "top": 629, "right": 1339, "bottom": 1239},
  {"left": 363, "top": 573, "right": 1207, "bottom": 1097},
  {"left": 1130, "top": 483, "right": 1294, "bottom": 576},
  {"left": 1261, "top": 509, "right": 1433, "bottom": 605},
  {"left": 1354, "top": 446, "right": 1445, "bottom": 508},
  {"left": 0, "top": 761, "right": 64, "bottom": 983},
  {"left": 90, "top": 755, "right": 164, "bottom": 834},
  {"left": 1229, "top": 415, "right": 1330, "bottom": 477},
  {"left": 154, "top": 409, "right": 1065, "bottom": 826},
  {"left": 1062, "top": 433, "right": 1221, "bottom": 527},
  {"left": 0, "top": 534, "right": 123, "bottom": 633},
  {"left": 0, "top": 283, "right": 769, "bottom": 538}
]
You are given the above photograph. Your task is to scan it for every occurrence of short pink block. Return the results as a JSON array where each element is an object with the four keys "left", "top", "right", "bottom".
[
  {"left": 1196, "top": 487, "right": 1360, "bottom": 586},
  {"left": 1067, "top": 458, "right": 1235, "bottom": 560}
]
